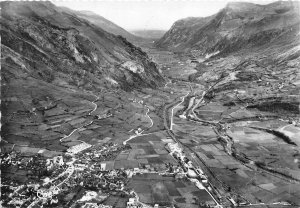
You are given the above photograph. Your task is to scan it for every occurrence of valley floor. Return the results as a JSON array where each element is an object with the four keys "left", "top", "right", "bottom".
[{"left": 1, "top": 42, "right": 300, "bottom": 208}]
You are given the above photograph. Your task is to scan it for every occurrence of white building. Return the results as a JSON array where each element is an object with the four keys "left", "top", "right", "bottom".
[
  {"left": 67, "top": 142, "right": 92, "bottom": 154},
  {"left": 53, "top": 156, "right": 64, "bottom": 166},
  {"left": 179, "top": 114, "right": 187, "bottom": 119},
  {"left": 127, "top": 198, "right": 137, "bottom": 207},
  {"left": 228, "top": 198, "right": 237, "bottom": 207},
  {"left": 125, "top": 169, "right": 133, "bottom": 178},
  {"left": 187, "top": 169, "right": 197, "bottom": 178},
  {"left": 100, "top": 163, "right": 106, "bottom": 171}
]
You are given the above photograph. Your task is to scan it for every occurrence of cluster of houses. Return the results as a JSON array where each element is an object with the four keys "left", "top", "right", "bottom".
[
  {"left": 1, "top": 134, "right": 242, "bottom": 208},
  {"left": 95, "top": 112, "right": 112, "bottom": 120},
  {"left": 1, "top": 141, "right": 131, "bottom": 207}
]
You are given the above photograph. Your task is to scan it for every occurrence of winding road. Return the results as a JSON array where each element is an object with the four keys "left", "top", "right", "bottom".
[
  {"left": 89, "top": 94, "right": 100, "bottom": 116},
  {"left": 145, "top": 106, "right": 153, "bottom": 128},
  {"left": 60, "top": 93, "right": 99, "bottom": 143},
  {"left": 123, "top": 103, "right": 154, "bottom": 145}
]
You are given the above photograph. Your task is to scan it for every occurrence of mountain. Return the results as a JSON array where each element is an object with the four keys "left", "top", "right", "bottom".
[
  {"left": 156, "top": 1, "right": 300, "bottom": 56},
  {"left": 130, "top": 30, "right": 166, "bottom": 40},
  {"left": 1, "top": 1, "right": 165, "bottom": 149},
  {"left": 155, "top": 16, "right": 214, "bottom": 50},
  {"left": 68, "top": 10, "right": 141, "bottom": 42},
  {"left": 1, "top": 1, "right": 164, "bottom": 92}
]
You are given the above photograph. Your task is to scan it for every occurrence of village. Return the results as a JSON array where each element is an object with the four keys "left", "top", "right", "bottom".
[{"left": 1, "top": 132, "right": 229, "bottom": 208}]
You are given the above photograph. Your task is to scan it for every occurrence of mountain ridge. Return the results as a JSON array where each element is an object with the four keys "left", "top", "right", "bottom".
[
  {"left": 66, "top": 9, "right": 142, "bottom": 42},
  {"left": 1, "top": 1, "right": 164, "bottom": 91},
  {"left": 155, "top": 1, "right": 300, "bottom": 57}
]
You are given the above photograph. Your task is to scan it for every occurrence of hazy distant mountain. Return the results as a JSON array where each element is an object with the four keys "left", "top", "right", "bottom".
[
  {"left": 156, "top": 1, "right": 300, "bottom": 55},
  {"left": 68, "top": 10, "right": 142, "bottom": 42},
  {"left": 131, "top": 30, "right": 166, "bottom": 40}
]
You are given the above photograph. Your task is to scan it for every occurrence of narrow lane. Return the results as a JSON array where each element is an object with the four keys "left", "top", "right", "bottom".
[
  {"left": 60, "top": 92, "right": 99, "bottom": 144},
  {"left": 145, "top": 105, "right": 153, "bottom": 128}
]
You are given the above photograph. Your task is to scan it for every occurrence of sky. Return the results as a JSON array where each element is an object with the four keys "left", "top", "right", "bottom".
[{"left": 54, "top": 0, "right": 277, "bottom": 31}]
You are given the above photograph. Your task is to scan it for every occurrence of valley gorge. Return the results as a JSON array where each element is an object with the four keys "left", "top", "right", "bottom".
[{"left": 1, "top": 1, "right": 300, "bottom": 208}]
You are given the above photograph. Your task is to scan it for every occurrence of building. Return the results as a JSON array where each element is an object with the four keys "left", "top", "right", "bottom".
[
  {"left": 125, "top": 169, "right": 133, "bottom": 178},
  {"left": 100, "top": 163, "right": 106, "bottom": 171},
  {"left": 175, "top": 172, "right": 185, "bottom": 179},
  {"left": 187, "top": 169, "right": 197, "bottom": 178},
  {"left": 45, "top": 156, "right": 64, "bottom": 170},
  {"left": 75, "top": 164, "right": 87, "bottom": 171},
  {"left": 67, "top": 142, "right": 92, "bottom": 154},
  {"left": 127, "top": 198, "right": 137, "bottom": 207},
  {"left": 228, "top": 197, "right": 237, "bottom": 207},
  {"left": 53, "top": 156, "right": 64, "bottom": 166},
  {"left": 201, "top": 179, "right": 208, "bottom": 184}
]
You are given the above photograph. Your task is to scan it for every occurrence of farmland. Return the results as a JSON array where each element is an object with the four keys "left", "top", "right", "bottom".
[
  {"left": 2, "top": 46, "right": 300, "bottom": 207},
  {"left": 128, "top": 173, "right": 213, "bottom": 207}
]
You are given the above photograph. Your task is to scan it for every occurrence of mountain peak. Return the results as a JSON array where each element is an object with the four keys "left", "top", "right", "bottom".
[
  {"left": 1, "top": 1, "right": 57, "bottom": 17},
  {"left": 225, "top": 1, "right": 259, "bottom": 8},
  {"left": 224, "top": 1, "right": 263, "bottom": 13}
]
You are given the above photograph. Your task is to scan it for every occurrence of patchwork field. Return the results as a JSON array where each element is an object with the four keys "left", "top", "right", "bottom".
[
  {"left": 118, "top": 132, "right": 178, "bottom": 170},
  {"left": 128, "top": 174, "right": 213, "bottom": 207},
  {"left": 169, "top": 98, "right": 300, "bottom": 205}
]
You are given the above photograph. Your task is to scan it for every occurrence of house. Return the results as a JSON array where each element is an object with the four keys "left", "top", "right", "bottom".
[
  {"left": 127, "top": 198, "right": 137, "bottom": 207},
  {"left": 53, "top": 156, "right": 64, "bottom": 166},
  {"left": 75, "top": 164, "right": 87, "bottom": 171},
  {"left": 100, "top": 163, "right": 106, "bottom": 171},
  {"left": 125, "top": 170, "right": 134, "bottom": 178}
]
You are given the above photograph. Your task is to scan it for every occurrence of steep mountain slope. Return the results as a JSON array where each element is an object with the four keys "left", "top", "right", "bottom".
[
  {"left": 1, "top": 1, "right": 164, "bottom": 151},
  {"left": 68, "top": 10, "right": 141, "bottom": 42},
  {"left": 155, "top": 16, "right": 213, "bottom": 50},
  {"left": 1, "top": 1, "right": 164, "bottom": 91},
  {"left": 156, "top": 1, "right": 300, "bottom": 56}
]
